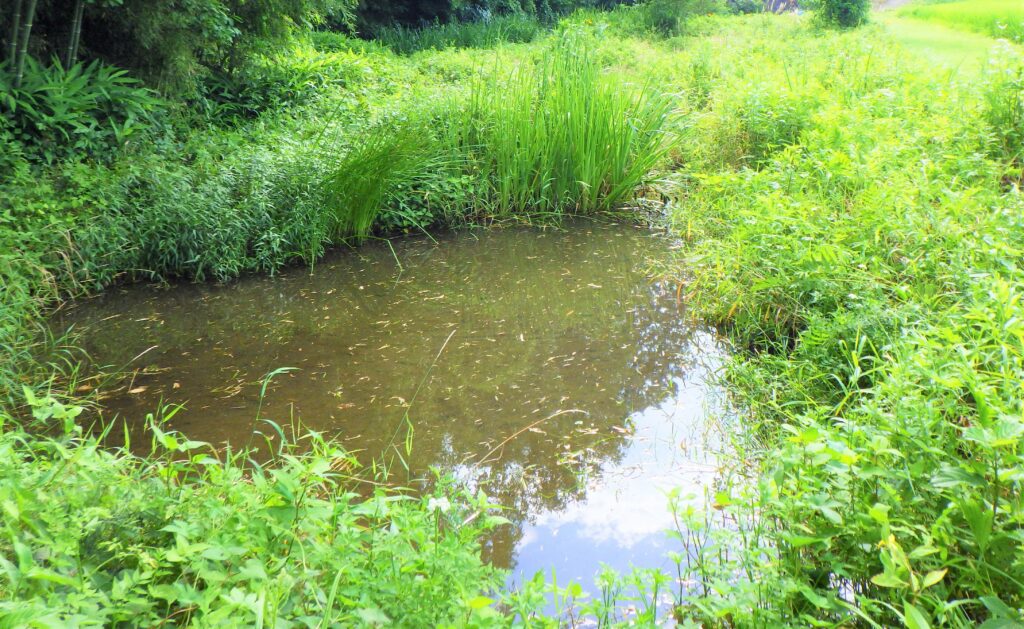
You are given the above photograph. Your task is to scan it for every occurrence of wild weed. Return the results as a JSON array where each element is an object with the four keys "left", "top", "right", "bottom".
[
  {"left": 372, "top": 14, "right": 542, "bottom": 55},
  {"left": 0, "top": 391, "right": 508, "bottom": 625},
  {"left": 0, "top": 57, "right": 161, "bottom": 163},
  {"left": 898, "top": 0, "right": 1024, "bottom": 44}
]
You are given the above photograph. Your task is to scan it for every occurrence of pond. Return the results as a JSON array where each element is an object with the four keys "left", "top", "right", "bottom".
[{"left": 58, "top": 221, "right": 733, "bottom": 588}]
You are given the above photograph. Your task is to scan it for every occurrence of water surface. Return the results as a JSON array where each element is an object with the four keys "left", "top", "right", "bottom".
[{"left": 60, "top": 222, "right": 731, "bottom": 585}]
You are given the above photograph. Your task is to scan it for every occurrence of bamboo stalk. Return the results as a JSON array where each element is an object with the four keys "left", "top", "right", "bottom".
[
  {"left": 64, "top": 0, "right": 86, "bottom": 68},
  {"left": 7, "top": 0, "right": 23, "bottom": 66},
  {"left": 13, "top": 0, "right": 39, "bottom": 88}
]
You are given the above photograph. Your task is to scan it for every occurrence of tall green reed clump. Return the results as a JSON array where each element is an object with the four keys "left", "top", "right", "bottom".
[
  {"left": 322, "top": 118, "right": 446, "bottom": 239},
  {"left": 323, "top": 39, "right": 672, "bottom": 238},
  {"left": 457, "top": 38, "right": 672, "bottom": 216}
]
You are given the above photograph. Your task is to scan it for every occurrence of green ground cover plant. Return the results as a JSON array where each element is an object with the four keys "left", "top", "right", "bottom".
[
  {"left": 370, "top": 14, "right": 543, "bottom": 54},
  {"left": 0, "top": 391, "right": 508, "bottom": 626}
]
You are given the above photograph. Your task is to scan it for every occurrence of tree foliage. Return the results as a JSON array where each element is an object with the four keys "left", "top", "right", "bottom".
[
  {"left": 355, "top": 0, "right": 626, "bottom": 30},
  {"left": 812, "top": 0, "right": 869, "bottom": 28},
  {"left": 1, "top": 0, "right": 358, "bottom": 93}
]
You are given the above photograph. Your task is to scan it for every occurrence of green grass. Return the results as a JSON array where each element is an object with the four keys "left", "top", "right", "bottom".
[
  {"left": 897, "top": 0, "right": 1024, "bottom": 44},
  {"left": 656, "top": 14, "right": 1024, "bottom": 627},
  {"left": 322, "top": 35, "right": 672, "bottom": 234},
  {"left": 878, "top": 14, "right": 1002, "bottom": 74},
  {"left": 322, "top": 116, "right": 447, "bottom": 239},
  {"left": 370, "top": 14, "right": 542, "bottom": 54}
]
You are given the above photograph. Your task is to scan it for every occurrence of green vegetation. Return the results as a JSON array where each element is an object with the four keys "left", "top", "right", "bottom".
[
  {"left": 2, "top": 0, "right": 359, "bottom": 96},
  {"left": 455, "top": 39, "right": 670, "bottom": 216},
  {"left": 371, "top": 14, "right": 543, "bottom": 54},
  {"left": 657, "top": 15, "right": 1024, "bottom": 627},
  {"left": 6, "top": 0, "right": 1024, "bottom": 624},
  {"left": 813, "top": 0, "right": 871, "bottom": 28},
  {"left": 877, "top": 13, "right": 998, "bottom": 74},
  {"left": 898, "top": 0, "right": 1024, "bottom": 44},
  {"left": 1, "top": 391, "right": 508, "bottom": 626}
]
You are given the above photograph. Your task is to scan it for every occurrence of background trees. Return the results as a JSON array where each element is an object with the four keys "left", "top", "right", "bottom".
[{"left": 1, "top": 0, "right": 358, "bottom": 93}]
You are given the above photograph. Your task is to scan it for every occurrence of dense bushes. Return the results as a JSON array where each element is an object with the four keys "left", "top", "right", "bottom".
[
  {"left": 0, "top": 57, "right": 162, "bottom": 163},
  {"left": 356, "top": 0, "right": 626, "bottom": 30},
  {"left": 371, "top": 14, "right": 542, "bottom": 53},
  {"left": 2, "top": 0, "right": 359, "bottom": 96},
  {"left": 812, "top": 0, "right": 869, "bottom": 28},
  {"left": 3, "top": 5, "right": 1024, "bottom": 625}
]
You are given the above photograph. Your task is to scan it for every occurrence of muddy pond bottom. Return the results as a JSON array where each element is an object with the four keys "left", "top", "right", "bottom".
[{"left": 60, "top": 222, "right": 732, "bottom": 585}]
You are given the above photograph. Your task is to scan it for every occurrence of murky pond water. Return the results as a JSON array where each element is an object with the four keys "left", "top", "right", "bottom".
[{"left": 59, "top": 222, "right": 732, "bottom": 586}]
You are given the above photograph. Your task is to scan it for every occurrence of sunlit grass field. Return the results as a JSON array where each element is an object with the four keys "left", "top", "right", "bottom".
[{"left": 897, "top": 0, "right": 1024, "bottom": 43}]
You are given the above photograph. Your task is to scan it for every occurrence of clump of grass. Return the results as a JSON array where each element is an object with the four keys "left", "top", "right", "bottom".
[
  {"left": 456, "top": 37, "right": 672, "bottom": 216},
  {"left": 323, "top": 38, "right": 671, "bottom": 232},
  {"left": 322, "top": 117, "right": 446, "bottom": 239},
  {"left": 982, "top": 51, "right": 1024, "bottom": 168}
]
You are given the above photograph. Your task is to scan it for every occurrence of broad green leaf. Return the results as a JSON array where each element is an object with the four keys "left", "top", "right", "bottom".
[
  {"left": 903, "top": 602, "right": 931, "bottom": 629},
  {"left": 921, "top": 569, "right": 947, "bottom": 590}
]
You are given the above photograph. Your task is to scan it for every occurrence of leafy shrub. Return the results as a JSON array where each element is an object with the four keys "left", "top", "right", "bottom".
[
  {"left": 639, "top": 0, "right": 727, "bottom": 35},
  {"left": 982, "top": 55, "right": 1024, "bottom": 167},
  {"left": 812, "top": 0, "right": 870, "bottom": 28},
  {"left": 196, "top": 47, "right": 370, "bottom": 122},
  {"left": 0, "top": 58, "right": 162, "bottom": 163},
  {"left": 727, "top": 0, "right": 762, "bottom": 14},
  {"left": 1, "top": 0, "right": 360, "bottom": 98}
]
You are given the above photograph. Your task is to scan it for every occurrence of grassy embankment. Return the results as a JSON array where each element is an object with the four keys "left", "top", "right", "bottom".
[
  {"left": 3, "top": 4, "right": 1024, "bottom": 626},
  {"left": 896, "top": 0, "right": 1024, "bottom": 44},
  {"left": 659, "top": 12, "right": 1024, "bottom": 627}
]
